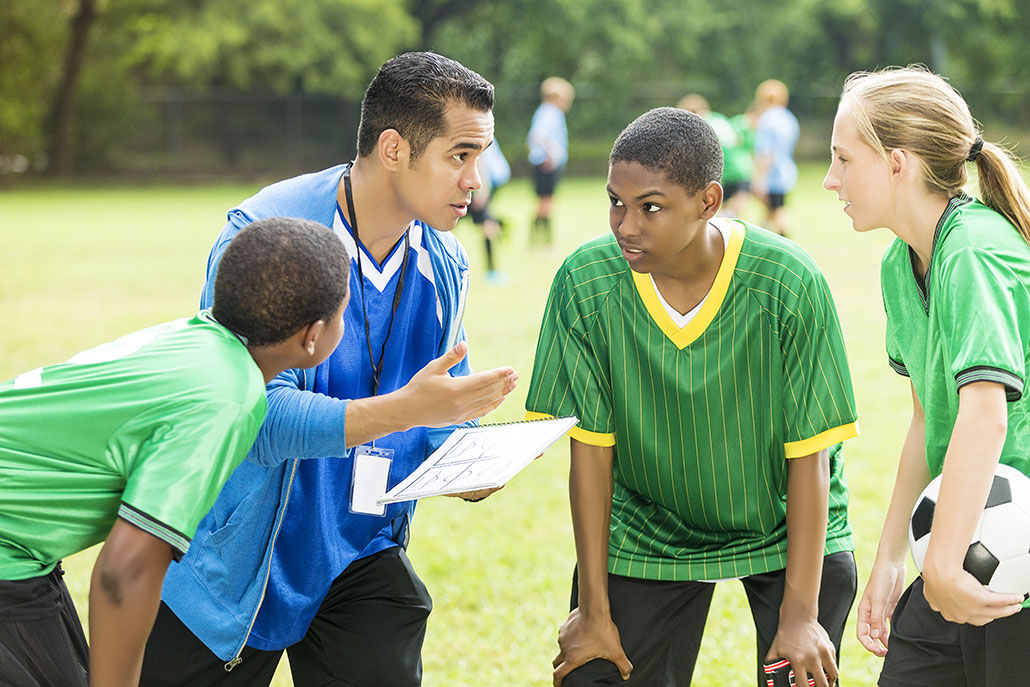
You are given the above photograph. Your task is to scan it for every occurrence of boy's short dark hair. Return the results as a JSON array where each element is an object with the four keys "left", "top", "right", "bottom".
[
  {"left": 213, "top": 218, "right": 350, "bottom": 347},
  {"left": 610, "top": 107, "right": 723, "bottom": 195},
  {"left": 357, "top": 51, "right": 494, "bottom": 161}
]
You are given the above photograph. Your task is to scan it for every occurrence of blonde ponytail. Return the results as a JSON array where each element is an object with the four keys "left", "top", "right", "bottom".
[
  {"left": 842, "top": 66, "right": 1030, "bottom": 244},
  {"left": 974, "top": 141, "right": 1030, "bottom": 244}
]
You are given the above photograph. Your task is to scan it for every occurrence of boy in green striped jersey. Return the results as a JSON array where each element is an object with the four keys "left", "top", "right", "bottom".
[
  {"left": 527, "top": 108, "right": 859, "bottom": 687},
  {"left": 0, "top": 218, "right": 350, "bottom": 687}
]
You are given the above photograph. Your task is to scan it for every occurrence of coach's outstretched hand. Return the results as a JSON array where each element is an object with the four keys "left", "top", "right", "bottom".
[
  {"left": 345, "top": 341, "right": 517, "bottom": 449},
  {"left": 552, "top": 608, "right": 632, "bottom": 686},
  {"left": 399, "top": 341, "right": 517, "bottom": 428}
]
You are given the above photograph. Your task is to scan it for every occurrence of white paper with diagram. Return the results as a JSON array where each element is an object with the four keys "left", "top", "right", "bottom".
[{"left": 377, "top": 415, "right": 578, "bottom": 504}]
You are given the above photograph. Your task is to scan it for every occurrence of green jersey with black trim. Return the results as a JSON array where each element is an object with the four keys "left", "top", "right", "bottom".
[
  {"left": 0, "top": 311, "right": 266, "bottom": 580},
  {"left": 882, "top": 194, "right": 1030, "bottom": 478},
  {"left": 527, "top": 220, "right": 858, "bottom": 581}
]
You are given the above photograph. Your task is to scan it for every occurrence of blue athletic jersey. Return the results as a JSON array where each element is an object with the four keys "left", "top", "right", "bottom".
[
  {"left": 755, "top": 106, "right": 799, "bottom": 194},
  {"left": 248, "top": 211, "right": 445, "bottom": 648}
]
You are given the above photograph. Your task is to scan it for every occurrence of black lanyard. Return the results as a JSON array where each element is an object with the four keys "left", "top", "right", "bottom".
[{"left": 343, "top": 163, "right": 410, "bottom": 397}]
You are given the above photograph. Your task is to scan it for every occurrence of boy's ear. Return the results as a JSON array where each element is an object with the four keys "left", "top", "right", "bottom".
[
  {"left": 299, "top": 319, "right": 327, "bottom": 357},
  {"left": 700, "top": 181, "right": 723, "bottom": 220}
]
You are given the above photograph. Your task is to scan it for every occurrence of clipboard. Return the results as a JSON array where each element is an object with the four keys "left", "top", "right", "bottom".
[{"left": 377, "top": 415, "right": 578, "bottom": 504}]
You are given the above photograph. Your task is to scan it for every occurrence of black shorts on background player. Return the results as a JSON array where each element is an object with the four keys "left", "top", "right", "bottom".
[
  {"left": 532, "top": 164, "right": 561, "bottom": 197},
  {"left": 723, "top": 180, "right": 751, "bottom": 199},
  {"left": 562, "top": 552, "right": 856, "bottom": 687},
  {"left": 0, "top": 563, "right": 89, "bottom": 687}
]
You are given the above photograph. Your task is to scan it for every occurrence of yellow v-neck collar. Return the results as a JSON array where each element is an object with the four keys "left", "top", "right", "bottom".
[{"left": 631, "top": 218, "right": 745, "bottom": 350}]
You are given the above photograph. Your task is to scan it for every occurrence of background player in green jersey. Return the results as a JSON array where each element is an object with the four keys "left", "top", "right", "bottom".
[
  {"left": 824, "top": 67, "right": 1030, "bottom": 687},
  {"left": 677, "top": 93, "right": 754, "bottom": 220},
  {"left": 527, "top": 108, "right": 859, "bottom": 687},
  {"left": 0, "top": 217, "right": 350, "bottom": 687}
]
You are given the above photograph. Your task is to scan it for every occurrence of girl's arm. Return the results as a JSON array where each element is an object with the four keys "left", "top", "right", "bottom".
[
  {"left": 922, "top": 380, "right": 1024, "bottom": 624},
  {"left": 857, "top": 382, "right": 930, "bottom": 655}
]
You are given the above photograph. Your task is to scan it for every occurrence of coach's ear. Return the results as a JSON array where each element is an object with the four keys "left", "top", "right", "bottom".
[
  {"left": 378, "top": 129, "right": 409, "bottom": 173},
  {"left": 700, "top": 180, "right": 723, "bottom": 220}
]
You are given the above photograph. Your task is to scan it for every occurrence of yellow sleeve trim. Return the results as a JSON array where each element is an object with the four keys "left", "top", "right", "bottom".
[
  {"left": 524, "top": 411, "right": 615, "bottom": 446},
  {"left": 784, "top": 422, "right": 860, "bottom": 459},
  {"left": 568, "top": 425, "right": 617, "bottom": 447}
]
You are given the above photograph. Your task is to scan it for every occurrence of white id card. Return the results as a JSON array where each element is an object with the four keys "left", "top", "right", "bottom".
[{"left": 350, "top": 445, "right": 393, "bottom": 516}]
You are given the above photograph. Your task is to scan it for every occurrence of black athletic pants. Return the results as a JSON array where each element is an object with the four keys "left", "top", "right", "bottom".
[
  {"left": 563, "top": 551, "right": 857, "bottom": 687},
  {"left": 139, "top": 547, "right": 432, "bottom": 687},
  {"left": 879, "top": 576, "right": 1030, "bottom": 687},
  {"left": 0, "top": 563, "right": 89, "bottom": 687}
]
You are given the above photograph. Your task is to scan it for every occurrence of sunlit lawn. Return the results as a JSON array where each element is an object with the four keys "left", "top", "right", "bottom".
[{"left": 0, "top": 164, "right": 913, "bottom": 686}]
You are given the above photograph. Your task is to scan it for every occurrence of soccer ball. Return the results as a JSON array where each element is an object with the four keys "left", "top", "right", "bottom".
[{"left": 909, "top": 463, "right": 1030, "bottom": 596}]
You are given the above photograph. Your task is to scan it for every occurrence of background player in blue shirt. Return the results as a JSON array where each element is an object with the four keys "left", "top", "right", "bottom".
[
  {"left": 528, "top": 76, "right": 575, "bottom": 245},
  {"left": 752, "top": 79, "right": 799, "bottom": 237},
  {"left": 139, "top": 52, "right": 519, "bottom": 687}
]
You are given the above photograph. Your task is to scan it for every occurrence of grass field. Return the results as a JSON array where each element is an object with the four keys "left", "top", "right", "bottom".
[{"left": 0, "top": 164, "right": 915, "bottom": 686}]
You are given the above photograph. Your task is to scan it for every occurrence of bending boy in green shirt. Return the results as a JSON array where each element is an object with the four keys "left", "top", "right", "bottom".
[
  {"left": 0, "top": 217, "right": 350, "bottom": 687},
  {"left": 527, "top": 108, "right": 859, "bottom": 687}
]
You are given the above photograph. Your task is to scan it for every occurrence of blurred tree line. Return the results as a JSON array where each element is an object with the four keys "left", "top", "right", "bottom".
[{"left": 2, "top": 0, "right": 1029, "bottom": 177}]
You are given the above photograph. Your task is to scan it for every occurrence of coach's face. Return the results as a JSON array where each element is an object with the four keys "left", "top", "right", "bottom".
[
  {"left": 396, "top": 103, "right": 494, "bottom": 231},
  {"left": 823, "top": 102, "right": 893, "bottom": 233},
  {"left": 607, "top": 160, "right": 721, "bottom": 277}
]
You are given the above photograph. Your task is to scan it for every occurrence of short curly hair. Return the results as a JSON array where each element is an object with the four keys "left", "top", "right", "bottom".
[
  {"left": 213, "top": 217, "right": 350, "bottom": 347},
  {"left": 610, "top": 107, "right": 723, "bottom": 195}
]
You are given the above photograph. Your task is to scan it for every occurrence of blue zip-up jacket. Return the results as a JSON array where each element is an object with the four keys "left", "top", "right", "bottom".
[{"left": 160, "top": 164, "right": 472, "bottom": 663}]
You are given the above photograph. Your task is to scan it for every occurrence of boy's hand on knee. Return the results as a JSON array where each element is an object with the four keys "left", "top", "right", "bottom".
[
  {"left": 766, "top": 612, "right": 837, "bottom": 687},
  {"left": 552, "top": 608, "right": 632, "bottom": 686}
]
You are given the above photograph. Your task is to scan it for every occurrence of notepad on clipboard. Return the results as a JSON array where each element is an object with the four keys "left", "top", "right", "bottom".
[{"left": 377, "top": 415, "right": 578, "bottom": 504}]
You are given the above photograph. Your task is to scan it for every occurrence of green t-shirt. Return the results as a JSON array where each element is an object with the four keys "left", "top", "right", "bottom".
[
  {"left": 704, "top": 111, "right": 752, "bottom": 186},
  {"left": 0, "top": 311, "right": 267, "bottom": 580},
  {"left": 882, "top": 194, "right": 1030, "bottom": 478},
  {"left": 527, "top": 220, "right": 858, "bottom": 581}
]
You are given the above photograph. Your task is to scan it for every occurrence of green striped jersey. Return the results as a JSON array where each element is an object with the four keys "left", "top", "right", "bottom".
[
  {"left": 527, "top": 220, "right": 858, "bottom": 581},
  {"left": 882, "top": 194, "right": 1030, "bottom": 478},
  {"left": 0, "top": 311, "right": 266, "bottom": 580}
]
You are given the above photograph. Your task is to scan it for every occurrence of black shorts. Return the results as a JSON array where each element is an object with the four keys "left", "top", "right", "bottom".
[
  {"left": 879, "top": 577, "right": 1030, "bottom": 687},
  {"left": 0, "top": 563, "right": 89, "bottom": 687},
  {"left": 140, "top": 547, "right": 432, "bottom": 687},
  {"left": 723, "top": 180, "right": 750, "bottom": 199},
  {"left": 563, "top": 551, "right": 857, "bottom": 687},
  {"left": 767, "top": 192, "right": 786, "bottom": 210},
  {"left": 533, "top": 163, "right": 561, "bottom": 197}
]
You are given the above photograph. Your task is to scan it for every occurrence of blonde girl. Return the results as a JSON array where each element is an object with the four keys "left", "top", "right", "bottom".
[{"left": 823, "top": 66, "right": 1030, "bottom": 687}]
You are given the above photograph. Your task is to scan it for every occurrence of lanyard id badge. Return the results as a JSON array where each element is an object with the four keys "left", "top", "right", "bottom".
[{"left": 350, "top": 445, "right": 393, "bottom": 516}]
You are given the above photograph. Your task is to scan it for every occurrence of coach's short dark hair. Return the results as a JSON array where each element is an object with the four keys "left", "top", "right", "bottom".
[
  {"left": 213, "top": 218, "right": 350, "bottom": 347},
  {"left": 357, "top": 51, "right": 494, "bottom": 161},
  {"left": 610, "top": 107, "right": 723, "bottom": 195}
]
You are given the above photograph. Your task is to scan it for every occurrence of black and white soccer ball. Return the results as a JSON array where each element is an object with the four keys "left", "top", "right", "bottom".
[{"left": 909, "top": 463, "right": 1030, "bottom": 596}]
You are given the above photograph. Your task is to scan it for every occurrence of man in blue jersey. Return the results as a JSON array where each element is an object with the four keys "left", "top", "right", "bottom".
[{"left": 139, "top": 52, "right": 518, "bottom": 687}]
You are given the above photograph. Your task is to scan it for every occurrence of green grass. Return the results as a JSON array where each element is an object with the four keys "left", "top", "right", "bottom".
[{"left": 0, "top": 166, "right": 912, "bottom": 686}]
